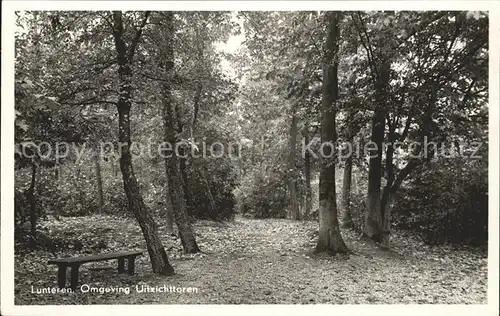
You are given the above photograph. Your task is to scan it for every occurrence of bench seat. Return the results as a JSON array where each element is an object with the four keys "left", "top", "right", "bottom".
[{"left": 48, "top": 250, "right": 142, "bottom": 290}]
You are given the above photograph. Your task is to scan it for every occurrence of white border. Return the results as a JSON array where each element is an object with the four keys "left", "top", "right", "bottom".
[{"left": 1, "top": 1, "right": 499, "bottom": 316}]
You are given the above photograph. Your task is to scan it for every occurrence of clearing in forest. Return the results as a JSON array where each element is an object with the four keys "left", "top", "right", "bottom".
[{"left": 15, "top": 215, "right": 487, "bottom": 305}]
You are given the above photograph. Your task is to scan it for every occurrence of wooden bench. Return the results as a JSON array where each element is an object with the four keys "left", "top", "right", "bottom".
[{"left": 48, "top": 251, "right": 142, "bottom": 290}]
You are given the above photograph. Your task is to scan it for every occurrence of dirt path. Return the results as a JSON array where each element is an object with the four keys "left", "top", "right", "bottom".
[{"left": 15, "top": 216, "right": 487, "bottom": 304}]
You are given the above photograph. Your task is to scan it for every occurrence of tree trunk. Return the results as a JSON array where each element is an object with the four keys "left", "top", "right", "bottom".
[
  {"left": 27, "top": 162, "right": 37, "bottom": 237},
  {"left": 303, "top": 125, "right": 312, "bottom": 219},
  {"left": 163, "top": 181, "right": 175, "bottom": 235},
  {"left": 160, "top": 11, "right": 200, "bottom": 254},
  {"left": 379, "top": 149, "right": 393, "bottom": 246},
  {"left": 162, "top": 86, "right": 200, "bottom": 253},
  {"left": 315, "top": 12, "right": 348, "bottom": 254},
  {"left": 341, "top": 111, "right": 354, "bottom": 228},
  {"left": 93, "top": 148, "right": 104, "bottom": 214},
  {"left": 178, "top": 147, "right": 193, "bottom": 216},
  {"left": 172, "top": 101, "right": 193, "bottom": 217},
  {"left": 112, "top": 11, "right": 174, "bottom": 275},
  {"left": 288, "top": 102, "right": 300, "bottom": 220},
  {"left": 363, "top": 61, "right": 389, "bottom": 242},
  {"left": 341, "top": 152, "right": 353, "bottom": 228},
  {"left": 199, "top": 166, "right": 217, "bottom": 220},
  {"left": 364, "top": 109, "right": 385, "bottom": 242}
]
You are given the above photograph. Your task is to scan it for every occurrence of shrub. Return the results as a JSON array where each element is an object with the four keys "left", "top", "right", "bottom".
[
  {"left": 236, "top": 171, "right": 289, "bottom": 219},
  {"left": 392, "top": 156, "right": 488, "bottom": 246},
  {"left": 185, "top": 159, "right": 238, "bottom": 221}
]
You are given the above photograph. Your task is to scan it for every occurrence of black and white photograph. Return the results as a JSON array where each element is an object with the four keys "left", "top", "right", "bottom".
[{"left": 1, "top": 1, "right": 499, "bottom": 315}]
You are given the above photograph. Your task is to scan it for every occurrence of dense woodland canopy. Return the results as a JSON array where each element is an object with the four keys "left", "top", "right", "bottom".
[{"left": 13, "top": 10, "right": 489, "bottom": 304}]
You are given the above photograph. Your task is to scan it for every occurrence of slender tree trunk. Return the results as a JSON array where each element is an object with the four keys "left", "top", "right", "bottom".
[
  {"left": 178, "top": 147, "right": 192, "bottom": 216},
  {"left": 93, "top": 148, "right": 105, "bottom": 214},
  {"left": 341, "top": 111, "right": 354, "bottom": 228},
  {"left": 379, "top": 142, "right": 394, "bottom": 246},
  {"left": 112, "top": 159, "right": 118, "bottom": 176},
  {"left": 27, "top": 163, "right": 37, "bottom": 237},
  {"left": 172, "top": 100, "right": 193, "bottom": 217},
  {"left": 315, "top": 12, "right": 348, "bottom": 254},
  {"left": 160, "top": 11, "right": 200, "bottom": 254},
  {"left": 163, "top": 181, "right": 175, "bottom": 235},
  {"left": 199, "top": 166, "right": 217, "bottom": 220},
  {"left": 288, "top": 102, "right": 300, "bottom": 220},
  {"left": 162, "top": 86, "right": 200, "bottom": 253},
  {"left": 341, "top": 153, "right": 353, "bottom": 228},
  {"left": 112, "top": 11, "right": 174, "bottom": 275},
  {"left": 303, "top": 125, "right": 312, "bottom": 219}
]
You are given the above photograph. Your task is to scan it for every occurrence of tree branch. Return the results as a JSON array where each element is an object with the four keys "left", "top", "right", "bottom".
[
  {"left": 128, "top": 11, "right": 151, "bottom": 61},
  {"left": 62, "top": 98, "right": 118, "bottom": 106}
]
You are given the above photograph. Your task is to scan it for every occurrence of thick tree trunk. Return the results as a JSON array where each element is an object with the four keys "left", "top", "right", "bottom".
[
  {"left": 303, "top": 126, "right": 312, "bottom": 219},
  {"left": 315, "top": 12, "right": 348, "bottom": 254},
  {"left": 364, "top": 109, "right": 385, "bottom": 242},
  {"left": 93, "top": 148, "right": 105, "bottom": 214},
  {"left": 288, "top": 102, "right": 300, "bottom": 220},
  {"left": 112, "top": 11, "right": 174, "bottom": 275},
  {"left": 363, "top": 62, "right": 389, "bottom": 242},
  {"left": 160, "top": 11, "right": 200, "bottom": 253}
]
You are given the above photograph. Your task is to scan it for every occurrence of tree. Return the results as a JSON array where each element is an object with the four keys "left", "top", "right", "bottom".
[
  {"left": 315, "top": 12, "right": 348, "bottom": 254},
  {"left": 92, "top": 145, "right": 105, "bottom": 215},
  {"left": 156, "top": 12, "right": 200, "bottom": 253},
  {"left": 348, "top": 11, "right": 488, "bottom": 246},
  {"left": 111, "top": 11, "right": 174, "bottom": 274},
  {"left": 287, "top": 101, "right": 300, "bottom": 220},
  {"left": 302, "top": 123, "right": 313, "bottom": 218},
  {"left": 340, "top": 109, "right": 354, "bottom": 228}
]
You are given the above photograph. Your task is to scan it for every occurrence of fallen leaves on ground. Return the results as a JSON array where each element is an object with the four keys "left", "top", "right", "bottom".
[{"left": 15, "top": 215, "right": 487, "bottom": 304}]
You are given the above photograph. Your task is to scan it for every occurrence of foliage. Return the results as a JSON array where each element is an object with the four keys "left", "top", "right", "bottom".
[
  {"left": 236, "top": 171, "right": 289, "bottom": 219},
  {"left": 393, "top": 156, "right": 488, "bottom": 246}
]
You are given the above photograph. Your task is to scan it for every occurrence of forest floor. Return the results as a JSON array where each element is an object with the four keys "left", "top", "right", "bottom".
[{"left": 15, "top": 215, "right": 488, "bottom": 304}]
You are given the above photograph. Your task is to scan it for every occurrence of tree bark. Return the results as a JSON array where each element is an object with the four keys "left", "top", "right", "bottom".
[
  {"left": 27, "top": 162, "right": 37, "bottom": 237},
  {"left": 112, "top": 11, "right": 174, "bottom": 275},
  {"left": 160, "top": 11, "right": 200, "bottom": 254},
  {"left": 288, "top": 102, "right": 300, "bottom": 220},
  {"left": 341, "top": 154, "right": 353, "bottom": 228},
  {"left": 163, "top": 180, "right": 175, "bottom": 235},
  {"left": 162, "top": 86, "right": 200, "bottom": 253},
  {"left": 364, "top": 110, "right": 385, "bottom": 241},
  {"left": 315, "top": 12, "right": 348, "bottom": 254},
  {"left": 379, "top": 132, "right": 394, "bottom": 246},
  {"left": 303, "top": 125, "right": 312, "bottom": 219},
  {"left": 363, "top": 62, "right": 389, "bottom": 242},
  {"left": 341, "top": 111, "right": 354, "bottom": 228},
  {"left": 173, "top": 103, "right": 193, "bottom": 217},
  {"left": 93, "top": 148, "right": 105, "bottom": 214}
]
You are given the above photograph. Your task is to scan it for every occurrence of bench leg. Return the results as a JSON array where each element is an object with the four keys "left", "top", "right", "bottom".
[
  {"left": 57, "top": 265, "right": 67, "bottom": 288},
  {"left": 127, "top": 256, "right": 135, "bottom": 275},
  {"left": 70, "top": 265, "right": 80, "bottom": 290},
  {"left": 118, "top": 258, "right": 125, "bottom": 273}
]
